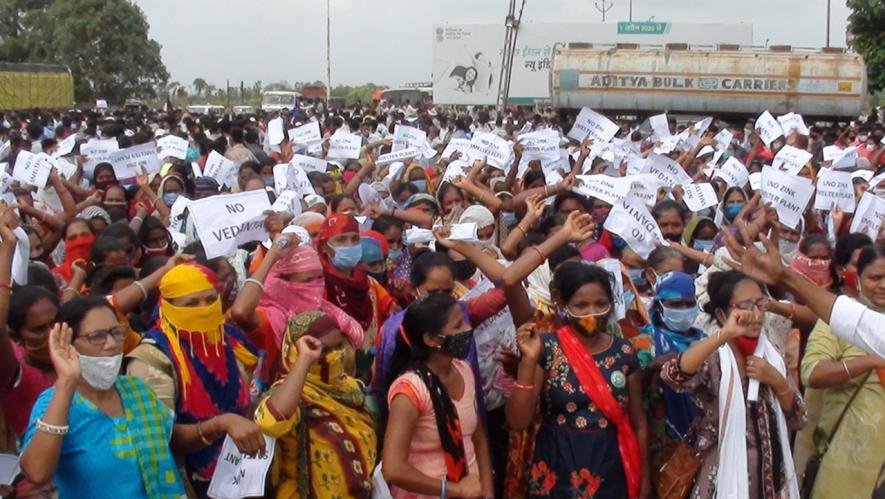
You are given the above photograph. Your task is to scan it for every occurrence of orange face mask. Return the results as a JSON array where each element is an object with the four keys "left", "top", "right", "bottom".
[{"left": 567, "top": 308, "right": 609, "bottom": 336}]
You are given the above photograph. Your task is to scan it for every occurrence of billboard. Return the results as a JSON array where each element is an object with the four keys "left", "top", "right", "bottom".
[{"left": 432, "top": 22, "right": 754, "bottom": 105}]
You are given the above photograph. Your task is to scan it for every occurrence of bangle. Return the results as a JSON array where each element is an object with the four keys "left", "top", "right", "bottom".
[
  {"left": 196, "top": 420, "right": 213, "bottom": 446},
  {"left": 529, "top": 245, "right": 545, "bottom": 262},
  {"left": 787, "top": 302, "right": 796, "bottom": 321},
  {"left": 513, "top": 225, "right": 526, "bottom": 236},
  {"left": 543, "top": 185, "right": 549, "bottom": 197},
  {"left": 841, "top": 360, "right": 852, "bottom": 379},
  {"left": 244, "top": 278, "right": 265, "bottom": 292},
  {"left": 62, "top": 287, "right": 80, "bottom": 296},
  {"left": 133, "top": 280, "right": 148, "bottom": 301},
  {"left": 0, "top": 282, "right": 11, "bottom": 292},
  {"left": 514, "top": 382, "right": 535, "bottom": 391},
  {"left": 441, "top": 477, "right": 447, "bottom": 498},
  {"left": 131, "top": 216, "right": 144, "bottom": 224},
  {"left": 36, "top": 419, "right": 69, "bottom": 435},
  {"left": 265, "top": 398, "right": 285, "bottom": 422}
]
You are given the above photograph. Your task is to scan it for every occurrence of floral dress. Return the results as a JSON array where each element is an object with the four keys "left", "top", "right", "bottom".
[{"left": 528, "top": 333, "right": 639, "bottom": 499}]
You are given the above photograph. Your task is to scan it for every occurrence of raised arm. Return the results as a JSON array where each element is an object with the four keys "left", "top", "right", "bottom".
[
  {"left": 229, "top": 237, "right": 292, "bottom": 332},
  {"left": 0, "top": 212, "right": 20, "bottom": 388}
]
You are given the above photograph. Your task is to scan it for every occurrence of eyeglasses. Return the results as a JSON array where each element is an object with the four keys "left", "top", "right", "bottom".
[
  {"left": 76, "top": 327, "right": 126, "bottom": 347},
  {"left": 730, "top": 297, "right": 771, "bottom": 312}
]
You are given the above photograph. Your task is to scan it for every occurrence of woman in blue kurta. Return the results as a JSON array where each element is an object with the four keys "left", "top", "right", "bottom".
[{"left": 21, "top": 296, "right": 184, "bottom": 499}]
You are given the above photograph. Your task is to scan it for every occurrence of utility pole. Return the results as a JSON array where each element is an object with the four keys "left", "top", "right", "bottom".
[
  {"left": 326, "top": 0, "right": 331, "bottom": 107},
  {"left": 595, "top": 0, "right": 614, "bottom": 22},
  {"left": 496, "top": 0, "right": 526, "bottom": 114},
  {"left": 629, "top": 0, "right": 633, "bottom": 22},
  {"left": 825, "top": 0, "right": 831, "bottom": 48}
]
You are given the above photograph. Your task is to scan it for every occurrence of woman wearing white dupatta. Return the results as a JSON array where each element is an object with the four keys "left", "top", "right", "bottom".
[{"left": 661, "top": 270, "right": 807, "bottom": 499}]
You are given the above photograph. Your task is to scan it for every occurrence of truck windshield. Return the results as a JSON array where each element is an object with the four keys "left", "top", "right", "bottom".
[{"left": 262, "top": 94, "right": 295, "bottom": 105}]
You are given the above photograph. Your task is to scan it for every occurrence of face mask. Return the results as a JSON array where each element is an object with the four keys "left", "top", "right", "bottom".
[
  {"left": 78, "top": 353, "right": 122, "bottom": 390},
  {"left": 143, "top": 240, "right": 169, "bottom": 257},
  {"left": 411, "top": 179, "right": 427, "bottom": 193},
  {"left": 843, "top": 270, "right": 858, "bottom": 290},
  {"left": 628, "top": 267, "right": 647, "bottom": 289},
  {"left": 65, "top": 234, "right": 95, "bottom": 263},
  {"left": 693, "top": 239, "right": 714, "bottom": 252},
  {"left": 664, "top": 233, "right": 682, "bottom": 242},
  {"left": 858, "top": 135, "right": 869, "bottom": 142},
  {"left": 789, "top": 254, "right": 833, "bottom": 288},
  {"left": 724, "top": 203, "right": 744, "bottom": 222},
  {"left": 733, "top": 335, "right": 759, "bottom": 357},
  {"left": 263, "top": 176, "right": 275, "bottom": 187},
  {"left": 160, "top": 298, "right": 225, "bottom": 342},
  {"left": 162, "top": 192, "right": 179, "bottom": 206},
  {"left": 779, "top": 239, "right": 799, "bottom": 262},
  {"left": 305, "top": 348, "right": 347, "bottom": 385},
  {"left": 501, "top": 211, "right": 517, "bottom": 226},
  {"left": 330, "top": 243, "right": 362, "bottom": 269},
  {"left": 452, "top": 260, "right": 477, "bottom": 281},
  {"left": 867, "top": 143, "right": 875, "bottom": 152},
  {"left": 661, "top": 304, "right": 699, "bottom": 332},
  {"left": 388, "top": 247, "right": 404, "bottom": 261},
  {"left": 566, "top": 308, "right": 607, "bottom": 336},
  {"left": 24, "top": 336, "right": 52, "bottom": 367},
  {"left": 439, "top": 329, "right": 473, "bottom": 359}
]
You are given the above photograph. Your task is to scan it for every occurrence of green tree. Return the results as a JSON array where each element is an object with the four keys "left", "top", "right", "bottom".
[
  {"left": 848, "top": 0, "right": 885, "bottom": 93},
  {"left": 12, "top": 0, "right": 168, "bottom": 103},
  {"left": 192, "top": 78, "right": 208, "bottom": 97}
]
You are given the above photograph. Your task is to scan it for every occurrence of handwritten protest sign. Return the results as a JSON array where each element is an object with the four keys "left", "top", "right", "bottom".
[
  {"left": 11, "top": 151, "right": 51, "bottom": 187},
  {"left": 327, "top": 133, "right": 361, "bottom": 160},
  {"left": 777, "top": 113, "right": 809, "bottom": 136},
  {"left": 290, "top": 154, "right": 328, "bottom": 174},
  {"left": 377, "top": 148, "right": 420, "bottom": 167},
  {"left": 393, "top": 125, "right": 427, "bottom": 152},
  {"left": 642, "top": 154, "right": 691, "bottom": 186},
  {"left": 760, "top": 166, "right": 814, "bottom": 229},
  {"left": 157, "top": 135, "right": 188, "bottom": 160},
  {"left": 832, "top": 147, "right": 858, "bottom": 170},
  {"left": 207, "top": 435, "right": 275, "bottom": 499},
  {"left": 202, "top": 150, "right": 237, "bottom": 188},
  {"left": 850, "top": 192, "right": 885, "bottom": 238},
  {"left": 518, "top": 129, "right": 560, "bottom": 161},
  {"left": 289, "top": 122, "right": 322, "bottom": 145},
  {"left": 626, "top": 174, "right": 659, "bottom": 207},
  {"left": 574, "top": 175, "right": 630, "bottom": 206},
  {"left": 109, "top": 142, "right": 161, "bottom": 180},
  {"left": 772, "top": 145, "right": 813, "bottom": 175},
  {"left": 53, "top": 134, "right": 77, "bottom": 158},
  {"left": 441, "top": 138, "right": 471, "bottom": 160},
  {"left": 469, "top": 133, "right": 511, "bottom": 171},
  {"left": 189, "top": 190, "right": 271, "bottom": 259},
  {"left": 597, "top": 258, "right": 626, "bottom": 323},
  {"left": 755, "top": 111, "right": 783, "bottom": 147},
  {"left": 267, "top": 117, "right": 284, "bottom": 146},
  {"left": 814, "top": 169, "right": 855, "bottom": 213},
  {"left": 682, "top": 183, "right": 719, "bottom": 212},
  {"left": 714, "top": 156, "right": 750, "bottom": 188},
  {"left": 649, "top": 113, "right": 671, "bottom": 141},
  {"left": 167, "top": 195, "right": 192, "bottom": 236},
  {"left": 273, "top": 163, "right": 315, "bottom": 196},
  {"left": 567, "top": 107, "right": 619, "bottom": 144},
  {"left": 603, "top": 198, "right": 667, "bottom": 259},
  {"left": 442, "top": 159, "right": 471, "bottom": 183}
]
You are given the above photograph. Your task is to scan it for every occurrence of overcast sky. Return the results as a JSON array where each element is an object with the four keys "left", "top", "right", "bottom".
[{"left": 134, "top": 0, "right": 851, "bottom": 89}]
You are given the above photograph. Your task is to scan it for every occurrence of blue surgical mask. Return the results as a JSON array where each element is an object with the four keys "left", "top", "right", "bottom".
[
  {"left": 628, "top": 268, "right": 647, "bottom": 289},
  {"left": 411, "top": 180, "right": 428, "bottom": 193},
  {"left": 162, "top": 192, "right": 180, "bottom": 206},
  {"left": 501, "top": 211, "right": 517, "bottom": 226},
  {"left": 724, "top": 203, "right": 744, "bottom": 222},
  {"left": 661, "top": 304, "right": 699, "bottom": 332},
  {"left": 388, "top": 247, "right": 404, "bottom": 261},
  {"left": 331, "top": 243, "right": 362, "bottom": 269},
  {"left": 611, "top": 234, "right": 628, "bottom": 251},
  {"left": 263, "top": 176, "right": 275, "bottom": 188},
  {"left": 623, "top": 291, "right": 636, "bottom": 307},
  {"left": 693, "top": 239, "right": 714, "bottom": 252}
]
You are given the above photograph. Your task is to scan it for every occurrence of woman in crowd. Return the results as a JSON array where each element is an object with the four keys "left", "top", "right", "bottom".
[
  {"left": 126, "top": 263, "right": 265, "bottom": 497},
  {"left": 661, "top": 270, "right": 807, "bottom": 498},
  {"left": 382, "top": 293, "right": 494, "bottom": 498},
  {"left": 255, "top": 311, "right": 376, "bottom": 498},
  {"left": 799, "top": 244, "right": 885, "bottom": 498},
  {"left": 828, "top": 232, "right": 873, "bottom": 298},
  {"left": 21, "top": 297, "right": 184, "bottom": 498},
  {"left": 507, "top": 262, "right": 649, "bottom": 499}
]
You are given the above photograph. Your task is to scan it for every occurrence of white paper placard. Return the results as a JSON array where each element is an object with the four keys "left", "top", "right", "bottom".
[
  {"left": 271, "top": 190, "right": 300, "bottom": 214},
  {"left": 202, "top": 150, "right": 238, "bottom": 187},
  {"left": 568, "top": 107, "right": 619, "bottom": 144},
  {"left": 682, "top": 183, "right": 719, "bottom": 212},
  {"left": 597, "top": 258, "right": 626, "bottom": 322},
  {"left": 11, "top": 151, "right": 51, "bottom": 187},
  {"left": 392, "top": 125, "right": 427, "bottom": 152},
  {"left": 167, "top": 195, "right": 192, "bottom": 235},
  {"left": 714, "top": 156, "right": 750, "bottom": 188},
  {"left": 850, "top": 192, "right": 885, "bottom": 238},
  {"left": 749, "top": 171, "right": 762, "bottom": 191},
  {"left": 713, "top": 129, "right": 733, "bottom": 152},
  {"left": 327, "top": 133, "right": 361, "bottom": 160},
  {"left": 267, "top": 117, "right": 285, "bottom": 146},
  {"left": 290, "top": 154, "right": 328, "bottom": 174},
  {"left": 95, "top": 99, "right": 108, "bottom": 109},
  {"left": 822, "top": 145, "right": 844, "bottom": 162},
  {"left": 772, "top": 145, "right": 813, "bottom": 175},
  {"left": 207, "top": 435, "right": 276, "bottom": 499},
  {"left": 52, "top": 157, "right": 78, "bottom": 180},
  {"left": 377, "top": 148, "right": 420, "bottom": 167},
  {"left": 190, "top": 190, "right": 272, "bottom": 259},
  {"left": 603, "top": 198, "right": 667, "bottom": 259},
  {"left": 852, "top": 169, "right": 875, "bottom": 183},
  {"left": 469, "top": 133, "right": 512, "bottom": 171},
  {"left": 760, "top": 166, "right": 814, "bottom": 230},
  {"left": 442, "top": 159, "right": 471, "bottom": 183},
  {"left": 642, "top": 154, "right": 692, "bottom": 186},
  {"left": 53, "top": 134, "right": 77, "bottom": 158},
  {"left": 777, "top": 112, "right": 809, "bottom": 136},
  {"left": 404, "top": 228, "right": 434, "bottom": 244},
  {"left": 0, "top": 227, "right": 30, "bottom": 286},
  {"left": 288, "top": 121, "right": 321, "bottom": 145},
  {"left": 441, "top": 138, "right": 471, "bottom": 160},
  {"left": 832, "top": 147, "right": 858, "bottom": 170},
  {"left": 273, "top": 163, "right": 316, "bottom": 197},
  {"left": 627, "top": 174, "right": 660, "bottom": 207},
  {"left": 814, "top": 169, "right": 855, "bottom": 213},
  {"left": 649, "top": 113, "right": 671, "bottom": 141},
  {"left": 109, "top": 142, "right": 161, "bottom": 180},
  {"left": 755, "top": 111, "right": 783, "bottom": 147},
  {"left": 157, "top": 135, "right": 188, "bottom": 160},
  {"left": 81, "top": 138, "right": 119, "bottom": 159},
  {"left": 0, "top": 454, "right": 20, "bottom": 487},
  {"left": 448, "top": 223, "right": 478, "bottom": 242},
  {"left": 574, "top": 174, "right": 630, "bottom": 206}
]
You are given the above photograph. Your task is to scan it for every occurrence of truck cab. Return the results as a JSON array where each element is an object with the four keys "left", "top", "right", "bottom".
[{"left": 261, "top": 91, "right": 301, "bottom": 112}]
